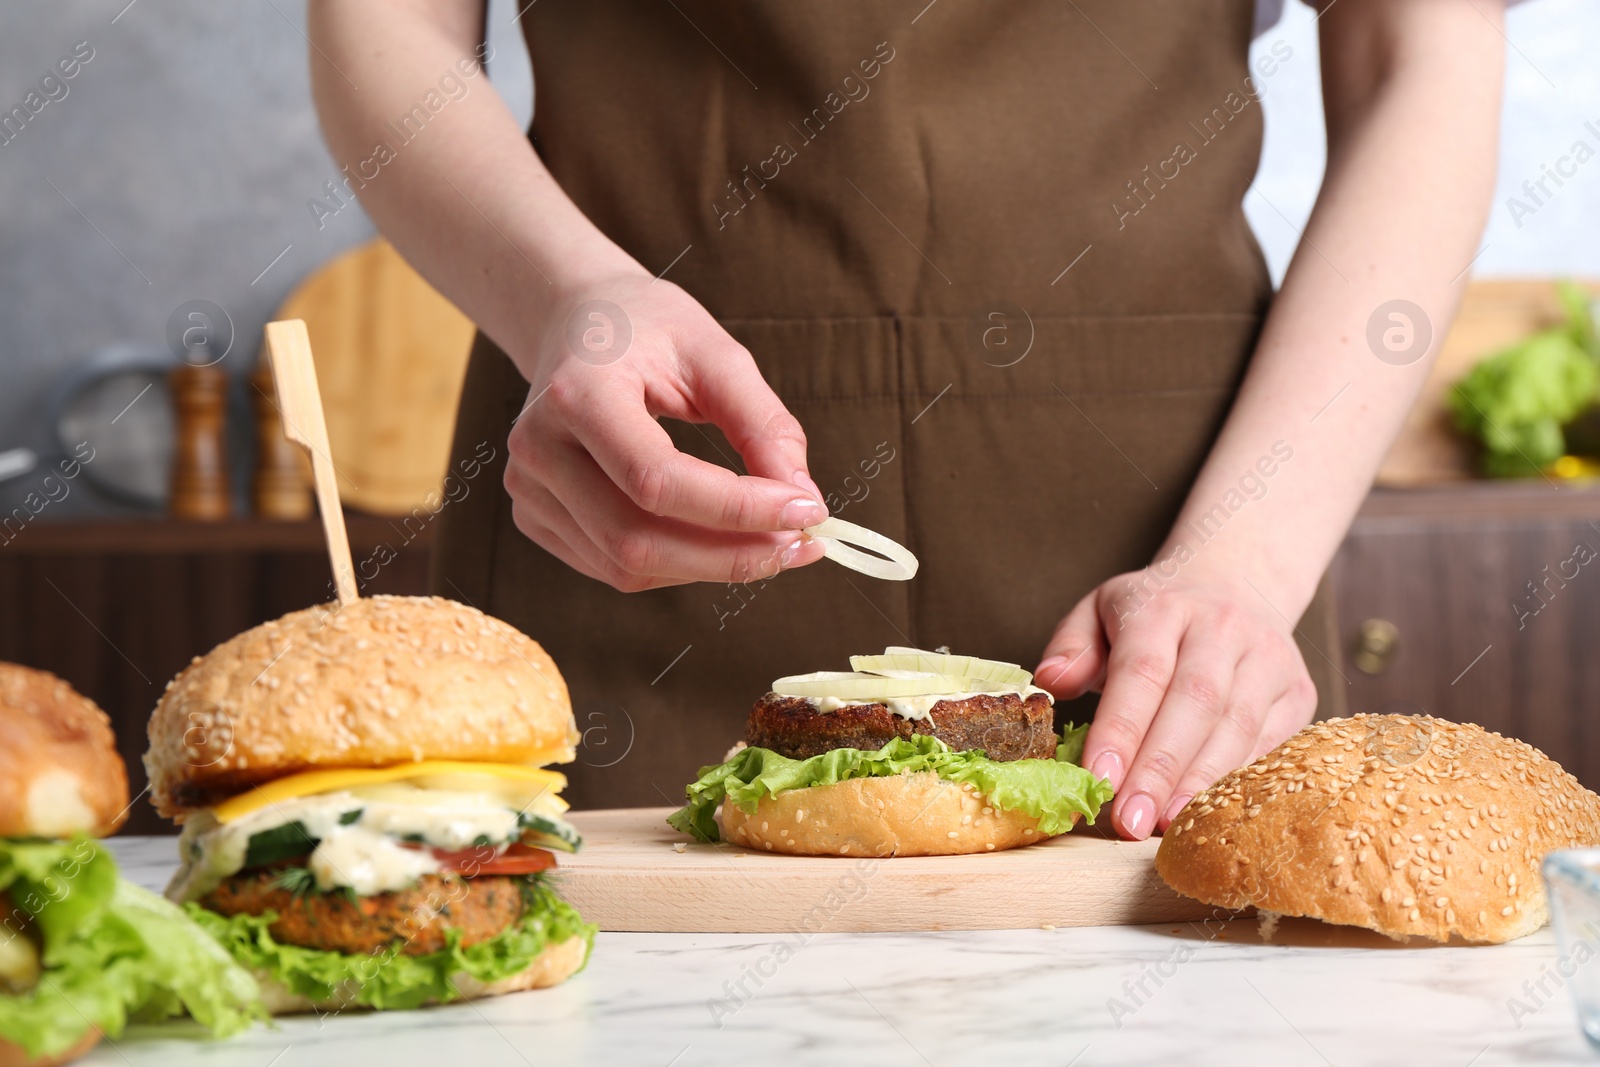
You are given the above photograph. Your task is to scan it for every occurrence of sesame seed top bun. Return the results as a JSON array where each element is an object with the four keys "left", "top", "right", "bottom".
[
  {"left": 1156, "top": 714, "right": 1600, "bottom": 944},
  {"left": 0, "top": 663, "right": 129, "bottom": 838},
  {"left": 144, "top": 596, "right": 578, "bottom": 820}
]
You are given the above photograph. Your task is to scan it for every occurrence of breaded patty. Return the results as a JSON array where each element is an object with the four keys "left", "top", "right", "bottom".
[
  {"left": 746, "top": 692, "right": 1056, "bottom": 762},
  {"left": 203, "top": 871, "right": 523, "bottom": 956}
]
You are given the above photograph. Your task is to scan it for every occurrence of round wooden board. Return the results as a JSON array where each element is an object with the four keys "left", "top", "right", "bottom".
[{"left": 274, "top": 238, "right": 477, "bottom": 516}]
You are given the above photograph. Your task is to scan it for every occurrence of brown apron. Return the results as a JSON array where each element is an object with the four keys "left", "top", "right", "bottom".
[{"left": 434, "top": 1, "right": 1344, "bottom": 809}]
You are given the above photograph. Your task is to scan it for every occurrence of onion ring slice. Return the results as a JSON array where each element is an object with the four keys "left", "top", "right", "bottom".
[{"left": 803, "top": 517, "right": 918, "bottom": 581}]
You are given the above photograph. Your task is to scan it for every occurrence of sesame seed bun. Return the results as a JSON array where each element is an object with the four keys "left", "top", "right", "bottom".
[
  {"left": 253, "top": 934, "right": 588, "bottom": 1015},
  {"left": 718, "top": 771, "right": 1064, "bottom": 856},
  {"left": 0, "top": 664, "right": 127, "bottom": 838},
  {"left": 144, "top": 596, "right": 578, "bottom": 819},
  {"left": 1155, "top": 714, "right": 1600, "bottom": 944},
  {"left": 0, "top": 1029, "right": 102, "bottom": 1067}
]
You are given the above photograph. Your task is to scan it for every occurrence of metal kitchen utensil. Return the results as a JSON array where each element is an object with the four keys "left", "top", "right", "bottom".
[
  {"left": 0, "top": 448, "right": 36, "bottom": 483},
  {"left": 48, "top": 344, "right": 178, "bottom": 508}
]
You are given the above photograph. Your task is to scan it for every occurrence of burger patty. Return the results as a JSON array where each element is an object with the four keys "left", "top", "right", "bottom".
[
  {"left": 203, "top": 870, "right": 523, "bottom": 956},
  {"left": 746, "top": 692, "right": 1056, "bottom": 762}
]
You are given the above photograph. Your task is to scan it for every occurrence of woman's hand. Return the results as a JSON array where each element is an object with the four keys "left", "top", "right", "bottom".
[
  {"left": 307, "top": 3, "right": 828, "bottom": 593},
  {"left": 504, "top": 272, "right": 829, "bottom": 592},
  {"left": 1024, "top": 0, "right": 1505, "bottom": 844},
  {"left": 1035, "top": 570, "right": 1317, "bottom": 840}
]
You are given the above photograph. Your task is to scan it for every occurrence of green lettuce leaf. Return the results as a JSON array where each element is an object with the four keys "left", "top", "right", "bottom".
[
  {"left": 1056, "top": 721, "right": 1089, "bottom": 766},
  {"left": 0, "top": 838, "right": 264, "bottom": 1059},
  {"left": 1449, "top": 280, "right": 1600, "bottom": 477},
  {"left": 666, "top": 727, "right": 1113, "bottom": 844},
  {"left": 185, "top": 880, "right": 595, "bottom": 1012},
  {"left": 0, "top": 838, "right": 117, "bottom": 961}
]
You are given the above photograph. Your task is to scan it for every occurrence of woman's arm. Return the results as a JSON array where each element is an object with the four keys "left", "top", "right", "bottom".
[
  {"left": 307, "top": 0, "right": 828, "bottom": 591},
  {"left": 1038, "top": 0, "right": 1505, "bottom": 838}
]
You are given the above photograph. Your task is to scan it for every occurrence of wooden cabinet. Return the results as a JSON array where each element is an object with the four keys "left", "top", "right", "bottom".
[
  {"left": 0, "top": 518, "right": 432, "bottom": 834},
  {"left": 1332, "top": 483, "right": 1600, "bottom": 789}
]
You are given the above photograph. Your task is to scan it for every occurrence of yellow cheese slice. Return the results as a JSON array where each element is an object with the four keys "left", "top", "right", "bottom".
[{"left": 212, "top": 761, "right": 568, "bottom": 824}]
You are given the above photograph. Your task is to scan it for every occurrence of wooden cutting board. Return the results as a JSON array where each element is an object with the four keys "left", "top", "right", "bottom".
[
  {"left": 272, "top": 238, "right": 477, "bottom": 516},
  {"left": 550, "top": 808, "right": 1221, "bottom": 933}
]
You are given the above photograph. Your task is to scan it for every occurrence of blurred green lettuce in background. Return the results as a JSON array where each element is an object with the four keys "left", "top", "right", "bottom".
[{"left": 1450, "top": 281, "right": 1600, "bottom": 478}]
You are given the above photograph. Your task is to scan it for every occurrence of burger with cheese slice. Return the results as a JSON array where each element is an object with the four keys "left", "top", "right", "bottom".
[
  {"left": 0, "top": 664, "right": 260, "bottom": 1066},
  {"left": 143, "top": 595, "right": 595, "bottom": 1014},
  {"left": 668, "top": 648, "right": 1114, "bottom": 856}
]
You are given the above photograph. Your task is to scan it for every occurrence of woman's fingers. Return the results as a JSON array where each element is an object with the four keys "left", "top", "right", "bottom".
[
  {"left": 1034, "top": 593, "right": 1108, "bottom": 699},
  {"left": 1152, "top": 652, "right": 1284, "bottom": 832},
  {"left": 520, "top": 439, "right": 826, "bottom": 587},
  {"left": 503, "top": 279, "right": 831, "bottom": 586},
  {"left": 679, "top": 333, "right": 817, "bottom": 492},
  {"left": 1039, "top": 567, "right": 1321, "bottom": 841},
  {"left": 1079, "top": 605, "right": 1187, "bottom": 797},
  {"left": 562, "top": 375, "right": 824, "bottom": 534},
  {"left": 1110, "top": 631, "right": 1248, "bottom": 840},
  {"left": 1251, "top": 673, "right": 1319, "bottom": 761},
  {"left": 507, "top": 464, "right": 668, "bottom": 591},
  {"left": 508, "top": 499, "right": 664, "bottom": 591},
  {"left": 1151, "top": 683, "right": 1314, "bottom": 835}
]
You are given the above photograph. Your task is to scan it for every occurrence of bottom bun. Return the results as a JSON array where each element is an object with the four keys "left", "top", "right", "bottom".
[
  {"left": 0, "top": 1030, "right": 101, "bottom": 1067},
  {"left": 257, "top": 934, "right": 588, "bottom": 1015},
  {"left": 718, "top": 770, "right": 1068, "bottom": 857}
]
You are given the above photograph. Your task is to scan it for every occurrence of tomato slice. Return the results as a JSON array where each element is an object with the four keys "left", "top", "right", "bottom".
[{"left": 430, "top": 842, "right": 556, "bottom": 876}]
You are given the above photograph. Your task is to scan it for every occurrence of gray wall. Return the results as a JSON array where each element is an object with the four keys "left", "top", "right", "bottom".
[
  {"left": 0, "top": 0, "right": 532, "bottom": 517},
  {"left": 0, "top": 0, "right": 1593, "bottom": 517}
]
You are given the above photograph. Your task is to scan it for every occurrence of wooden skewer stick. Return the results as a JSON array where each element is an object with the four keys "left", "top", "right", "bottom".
[{"left": 264, "top": 319, "right": 358, "bottom": 605}]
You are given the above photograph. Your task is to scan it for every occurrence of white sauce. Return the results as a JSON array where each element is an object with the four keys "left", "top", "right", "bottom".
[
  {"left": 807, "top": 685, "right": 1054, "bottom": 722},
  {"left": 167, "top": 783, "right": 560, "bottom": 902},
  {"left": 309, "top": 824, "right": 441, "bottom": 897},
  {"left": 343, "top": 783, "right": 524, "bottom": 849}
]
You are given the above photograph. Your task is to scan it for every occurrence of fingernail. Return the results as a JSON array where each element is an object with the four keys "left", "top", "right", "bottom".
[
  {"left": 792, "top": 472, "right": 825, "bottom": 501},
  {"left": 1122, "top": 794, "right": 1155, "bottom": 840},
  {"left": 779, "top": 537, "right": 806, "bottom": 568},
  {"left": 1036, "top": 656, "right": 1070, "bottom": 689},
  {"left": 1163, "top": 794, "right": 1194, "bottom": 825},
  {"left": 1089, "top": 751, "right": 1123, "bottom": 791},
  {"left": 780, "top": 498, "right": 826, "bottom": 529}
]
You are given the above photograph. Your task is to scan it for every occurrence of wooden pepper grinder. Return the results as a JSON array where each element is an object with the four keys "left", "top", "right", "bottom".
[
  {"left": 167, "top": 351, "right": 231, "bottom": 520},
  {"left": 251, "top": 356, "right": 313, "bottom": 520}
]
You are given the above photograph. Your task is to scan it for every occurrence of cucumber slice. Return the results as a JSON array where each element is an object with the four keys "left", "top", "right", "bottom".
[
  {"left": 771, "top": 669, "right": 983, "bottom": 700},
  {"left": 242, "top": 820, "right": 317, "bottom": 868},
  {"left": 518, "top": 812, "right": 583, "bottom": 852},
  {"left": 852, "top": 647, "right": 1034, "bottom": 686}
]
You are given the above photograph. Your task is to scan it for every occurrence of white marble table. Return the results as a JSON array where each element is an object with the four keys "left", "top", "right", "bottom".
[{"left": 91, "top": 837, "right": 1596, "bottom": 1066}]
